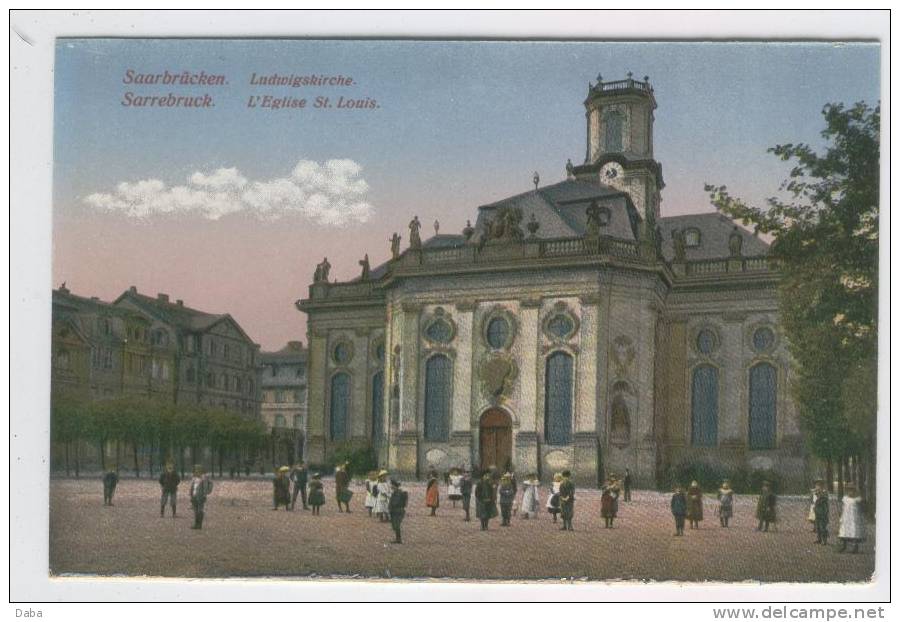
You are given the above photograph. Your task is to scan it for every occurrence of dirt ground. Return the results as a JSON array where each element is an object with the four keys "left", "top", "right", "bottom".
[{"left": 49, "top": 477, "right": 874, "bottom": 582}]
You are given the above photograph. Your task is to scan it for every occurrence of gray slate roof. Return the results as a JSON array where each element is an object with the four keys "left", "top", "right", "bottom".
[
  {"left": 474, "top": 178, "right": 640, "bottom": 242},
  {"left": 657, "top": 212, "right": 770, "bottom": 261}
]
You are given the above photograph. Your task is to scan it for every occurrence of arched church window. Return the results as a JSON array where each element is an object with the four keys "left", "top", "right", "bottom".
[
  {"left": 610, "top": 395, "right": 631, "bottom": 445},
  {"left": 329, "top": 372, "right": 350, "bottom": 440},
  {"left": 749, "top": 363, "right": 777, "bottom": 449},
  {"left": 603, "top": 111, "right": 624, "bottom": 152},
  {"left": 752, "top": 327, "right": 775, "bottom": 353},
  {"left": 691, "top": 365, "right": 718, "bottom": 447},
  {"left": 371, "top": 371, "right": 384, "bottom": 442},
  {"left": 425, "top": 319, "right": 453, "bottom": 344},
  {"left": 486, "top": 317, "right": 510, "bottom": 349},
  {"left": 696, "top": 329, "right": 718, "bottom": 355},
  {"left": 424, "top": 354, "right": 452, "bottom": 441},
  {"left": 544, "top": 351, "right": 574, "bottom": 445}
]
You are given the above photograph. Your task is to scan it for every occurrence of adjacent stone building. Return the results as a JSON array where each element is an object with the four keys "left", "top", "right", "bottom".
[
  {"left": 52, "top": 285, "right": 262, "bottom": 418},
  {"left": 297, "top": 74, "right": 806, "bottom": 488},
  {"left": 259, "top": 341, "right": 309, "bottom": 463}
]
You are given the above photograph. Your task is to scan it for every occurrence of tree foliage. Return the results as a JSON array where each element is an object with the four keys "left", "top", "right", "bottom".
[{"left": 705, "top": 101, "right": 879, "bottom": 467}]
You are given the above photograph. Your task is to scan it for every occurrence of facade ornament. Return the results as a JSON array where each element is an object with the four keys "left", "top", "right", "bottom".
[
  {"left": 390, "top": 232, "right": 401, "bottom": 259},
  {"left": 671, "top": 229, "right": 686, "bottom": 262},
  {"left": 527, "top": 213, "right": 540, "bottom": 238},
  {"left": 611, "top": 335, "right": 636, "bottom": 378},
  {"left": 533, "top": 171, "right": 540, "bottom": 192},
  {"left": 462, "top": 220, "right": 475, "bottom": 241},
  {"left": 478, "top": 354, "right": 518, "bottom": 403},
  {"left": 585, "top": 201, "right": 603, "bottom": 239},
  {"left": 654, "top": 224, "right": 664, "bottom": 258},
  {"left": 565, "top": 158, "right": 575, "bottom": 179},
  {"left": 434, "top": 219, "right": 440, "bottom": 236},
  {"left": 313, "top": 257, "right": 331, "bottom": 283},
  {"left": 408, "top": 215, "right": 422, "bottom": 249},
  {"left": 482, "top": 206, "right": 524, "bottom": 245},
  {"left": 358, "top": 254, "right": 370, "bottom": 281},
  {"left": 729, "top": 225, "right": 743, "bottom": 257}
]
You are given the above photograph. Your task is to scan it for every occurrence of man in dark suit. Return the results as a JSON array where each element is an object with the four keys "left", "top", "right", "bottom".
[
  {"left": 102, "top": 469, "right": 119, "bottom": 506},
  {"left": 558, "top": 469, "right": 575, "bottom": 531},
  {"left": 475, "top": 473, "right": 497, "bottom": 531},
  {"left": 290, "top": 462, "right": 309, "bottom": 510},
  {"left": 388, "top": 479, "right": 408, "bottom": 544},
  {"left": 460, "top": 469, "right": 473, "bottom": 522},
  {"left": 623, "top": 468, "right": 633, "bottom": 502},
  {"left": 159, "top": 463, "right": 181, "bottom": 517}
]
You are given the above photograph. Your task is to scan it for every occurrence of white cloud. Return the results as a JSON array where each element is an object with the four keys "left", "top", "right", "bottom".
[{"left": 83, "top": 159, "right": 374, "bottom": 226}]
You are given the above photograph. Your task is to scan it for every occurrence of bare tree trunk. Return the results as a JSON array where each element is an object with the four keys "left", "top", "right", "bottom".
[
  {"left": 74, "top": 440, "right": 81, "bottom": 478},
  {"left": 65, "top": 442, "right": 70, "bottom": 477},
  {"left": 837, "top": 457, "right": 844, "bottom": 501},
  {"left": 99, "top": 440, "right": 106, "bottom": 471},
  {"left": 133, "top": 442, "right": 140, "bottom": 478},
  {"left": 826, "top": 458, "right": 834, "bottom": 493},
  {"left": 115, "top": 440, "right": 121, "bottom": 472}
]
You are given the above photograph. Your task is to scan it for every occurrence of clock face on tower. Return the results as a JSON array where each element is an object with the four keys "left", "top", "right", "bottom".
[{"left": 600, "top": 162, "right": 624, "bottom": 184}]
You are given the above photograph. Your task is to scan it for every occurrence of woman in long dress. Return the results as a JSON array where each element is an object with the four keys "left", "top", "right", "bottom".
[
  {"left": 717, "top": 480, "right": 734, "bottom": 528},
  {"left": 448, "top": 467, "right": 463, "bottom": 508},
  {"left": 373, "top": 470, "right": 391, "bottom": 522},
  {"left": 807, "top": 485, "right": 818, "bottom": 531},
  {"left": 364, "top": 470, "right": 378, "bottom": 516},
  {"left": 600, "top": 479, "right": 619, "bottom": 528},
  {"left": 308, "top": 473, "right": 325, "bottom": 515},
  {"left": 838, "top": 484, "right": 866, "bottom": 553},
  {"left": 686, "top": 480, "right": 704, "bottom": 529},
  {"left": 520, "top": 473, "right": 540, "bottom": 519},
  {"left": 425, "top": 469, "right": 440, "bottom": 516},
  {"left": 546, "top": 472, "right": 562, "bottom": 523}
]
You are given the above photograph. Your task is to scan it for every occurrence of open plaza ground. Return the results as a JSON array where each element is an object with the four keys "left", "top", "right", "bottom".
[{"left": 49, "top": 477, "right": 874, "bottom": 582}]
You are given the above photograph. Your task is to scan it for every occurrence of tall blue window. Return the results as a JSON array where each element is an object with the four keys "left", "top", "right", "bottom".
[
  {"left": 691, "top": 365, "right": 718, "bottom": 446},
  {"left": 330, "top": 373, "right": 350, "bottom": 440},
  {"left": 749, "top": 363, "right": 777, "bottom": 449},
  {"left": 371, "top": 371, "right": 384, "bottom": 441},
  {"left": 424, "top": 355, "right": 452, "bottom": 441},
  {"left": 604, "top": 111, "right": 624, "bottom": 152},
  {"left": 544, "top": 351, "right": 574, "bottom": 445}
]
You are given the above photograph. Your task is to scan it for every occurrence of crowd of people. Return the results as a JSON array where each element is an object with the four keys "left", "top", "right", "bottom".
[{"left": 97, "top": 462, "right": 868, "bottom": 552}]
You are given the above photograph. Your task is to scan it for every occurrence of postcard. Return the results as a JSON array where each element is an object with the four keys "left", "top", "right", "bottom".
[{"left": 9, "top": 10, "right": 888, "bottom": 605}]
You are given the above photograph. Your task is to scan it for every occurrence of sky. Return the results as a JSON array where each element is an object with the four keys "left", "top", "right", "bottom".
[{"left": 52, "top": 39, "right": 880, "bottom": 350}]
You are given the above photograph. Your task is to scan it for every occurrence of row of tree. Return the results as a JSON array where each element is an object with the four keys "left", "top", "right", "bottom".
[
  {"left": 51, "top": 393, "right": 271, "bottom": 478},
  {"left": 707, "top": 101, "right": 879, "bottom": 510}
]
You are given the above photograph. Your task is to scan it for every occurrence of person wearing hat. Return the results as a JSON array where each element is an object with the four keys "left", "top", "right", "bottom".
[
  {"left": 717, "top": 480, "right": 734, "bottom": 528},
  {"left": 755, "top": 481, "right": 777, "bottom": 532},
  {"left": 520, "top": 473, "right": 540, "bottom": 519},
  {"left": 498, "top": 473, "right": 516, "bottom": 526},
  {"left": 159, "top": 462, "right": 181, "bottom": 517},
  {"left": 373, "top": 469, "right": 391, "bottom": 522},
  {"left": 388, "top": 478, "right": 409, "bottom": 544},
  {"left": 364, "top": 470, "right": 379, "bottom": 516},
  {"left": 622, "top": 468, "right": 633, "bottom": 502},
  {"left": 460, "top": 468, "right": 474, "bottom": 521},
  {"left": 813, "top": 478, "right": 830, "bottom": 545},
  {"left": 547, "top": 472, "right": 562, "bottom": 522},
  {"left": 671, "top": 484, "right": 687, "bottom": 536},
  {"left": 837, "top": 483, "right": 865, "bottom": 553},
  {"left": 290, "top": 461, "right": 309, "bottom": 511},
  {"left": 448, "top": 467, "right": 463, "bottom": 508},
  {"left": 686, "top": 480, "right": 704, "bottom": 529},
  {"left": 475, "top": 472, "right": 497, "bottom": 531},
  {"left": 600, "top": 477, "right": 619, "bottom": 528},
  {"left": 425, "top": 468, "right": 440, "bottom": 516},
  {"left": 189, "top": 465, "right": 214, "bottom": 530},
  {"left": 273, "top": 466, "right": 292, "bottom": 511},
  {"left": 558, "top": 470, "right": 575, "bottom": 531},
  {"left": 334, "top": 462, "right": 352, "bottom": 513},
  {"left": 308, "top": 472, "right": 325, "bottom": 515},
  {"left": 102, "top": 468, "right": 119, "bottom": 507}
]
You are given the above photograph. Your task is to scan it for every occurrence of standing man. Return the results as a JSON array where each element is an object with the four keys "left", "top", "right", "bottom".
[
  {"left": 335, "top": 461, "right": 352, "bottom": 513},
  {"left": 102, "top": 469, "right": 119, "bottom": 506},
  {"left": 460, "top": 469, "right": 473, "bottom": 522},
  {"left": 388, "top": 479, "right": 408, "bottom": 544},
  {"left": 475, "top": 472, "right": 497, "bottom": 531},
  {"left": 290, "top": 461, "right": 309, "bottom": 510},
  {"left": 755, "top": 481, "right": 777, "bottom": 532},
  {"left": 558, "top": 470, "right": 575, "bottom": 531},
  {"left": 671, "top": 484, "right": 687, "bottom": 536},
  {"left": 159, "top": 462, "right": 181, "bottom": 517},
  {"left": 498, "top": 473, "right": 516, "bottom": 526},
  {"left": 623, "top": 468, "right": 633, "bottom": 502},
  {"left": 189, "top": 465, "right": 214, "bottom": 530}
]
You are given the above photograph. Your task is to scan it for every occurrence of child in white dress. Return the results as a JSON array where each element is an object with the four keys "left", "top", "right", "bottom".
[
  {"left": 520, "top": 473, "right": 540, "bottom": 519},
  {"left": 838, "top": 484, "right": 866, "bottom": 553},
  {"left": 448, "top": 467, "right": 463, "bottom": 508},
  {"left": 364, "top": 470, "right": 378, "bottom": 516}
]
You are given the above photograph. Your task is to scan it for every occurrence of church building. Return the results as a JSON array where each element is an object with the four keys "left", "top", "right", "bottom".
[{"left": 297, "top": 74, "right": 807, "bottom": 488}]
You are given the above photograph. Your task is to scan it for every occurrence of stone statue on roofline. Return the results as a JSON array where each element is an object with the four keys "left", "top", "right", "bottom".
[
  {"left": 729, "top": 225, "right": 743, "bottom": 258},
  {"left": 313, "top": 257, "right": 331, "bottom": 283},
  {"left": 409, "top": 216, "right": 422, "bottom": 250},
  {"left": 390, "top": 232, "right": 402, "bottom": 259},
  {"left": 359, "top": 254, "right": 371, "bottom": 280},
  {"left": 483, "top": 206, "right": 525, "bottom": 245}
]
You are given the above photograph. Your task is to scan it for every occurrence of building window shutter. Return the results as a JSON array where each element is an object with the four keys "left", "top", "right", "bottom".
[
  {"left": 691, "top": 365, "right": 719, "bottom": 446},
  {"left": 424, "top": 355, "right": 452, "bottom": 441},
  {"left": 330, "top": 373, "right": 351, "bottom": 441},
  {"left": 544, "top": 351, "right": 573, "bottom": 445},
  {"left": 749, "top": 363, "right": 777, "bottom": 449}
]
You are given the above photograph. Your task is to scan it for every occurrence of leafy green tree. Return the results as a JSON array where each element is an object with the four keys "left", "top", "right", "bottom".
[{"left": 706, "top": 102, "right": 879, "bottom": 504}]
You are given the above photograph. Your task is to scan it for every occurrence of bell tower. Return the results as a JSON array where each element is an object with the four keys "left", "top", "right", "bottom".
[{"left": 574, "top": 72, "right": 664, "bottom": 224}]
